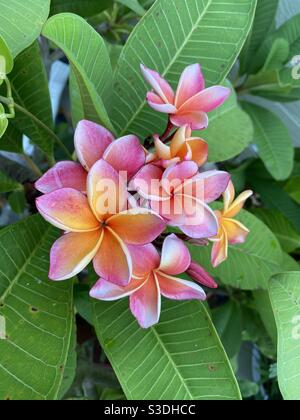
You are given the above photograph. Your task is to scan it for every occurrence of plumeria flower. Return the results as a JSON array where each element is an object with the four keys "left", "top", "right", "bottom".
[
  {"left": 141, "top": 63, "right": 230, "bottom": 130},
  {"left": 211, "top": 181, "right": 253, "bottom": 267},
  {"left": 131, "top": 160, "right": 230, "bottom": 239},
  {"left": 36, "top": 159, "right": 165, "bottom": 286},
  {"left": 90, "top": 234, "right": 217, "bottom": 328},
  {"left": 35, "top": 120, "right": 146, "bottom": 194},
  {"left": 147, "top": 125, "right": 208, "bottom": 168}
]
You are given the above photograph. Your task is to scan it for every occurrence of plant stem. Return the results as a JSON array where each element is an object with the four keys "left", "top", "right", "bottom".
[
  {"left": 22, "top": 154, "right": 43, "bottom": 178},
  {"left": 0, "top": 96, "right": 73, "bottom": 160}
]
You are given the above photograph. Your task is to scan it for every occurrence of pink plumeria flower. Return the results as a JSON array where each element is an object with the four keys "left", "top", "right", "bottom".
[
  {"left": 36, "top": 159, "right": 165, "bottom": 286},
  {"left": 147, "top": 125, "right": 208, "bottom": 168},
  {"left": 35, "top": 120, "right": 146, "bottom": 194},
  {"left": 131, "top": 161, "right": 230, "bottom": 239},
  {"left": 90, "top": 234, "right": 217, "bottom": 329},
  {"left": 211, "top": 181, "right": 253, "bottom": 267},
  {"left": 141, "top": 63, "right": 230, "bottom": 130}
]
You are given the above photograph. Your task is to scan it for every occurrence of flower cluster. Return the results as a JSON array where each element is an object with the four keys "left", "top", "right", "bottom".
[{"left": 36, "top": 64, "right": 252, "bottom": 328}]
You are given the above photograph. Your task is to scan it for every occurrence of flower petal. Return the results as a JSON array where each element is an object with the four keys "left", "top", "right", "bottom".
[
  {"left": 93, "top": 227, "right": 132, "bottom": 286},
  {"left": 171, "top": 111, "right": 209, "bottom": 130},
  {"left": 130, "top": 272, "right": 161, "bottom": 328},
  {"left": 186, "top": 139, "right": 208, "bottom": 166},
  {"left": 211, "top": 230, "right": 228, "bottom": 267},
  {"left": 107, "top": 208, "right": 166, "bottom": 245},
  {"left": 74, "top": 120, "right": 114, "bottom": 170},
  {"left": 87, "top": 159, "right": 128, "bottom": 220},
  {"left": 157, "top": 272, "right": 206, "bottom": 301},
  {"left": 103, "top": 135, "right": 146, "bottom": 179},
  {"left": 36, "top": 188, "right": 99, "bottom": 232},
  {"left": 175, "top": 64, "right": 205, "bottom": 108},
  {"left": 223, "top": 218, "right": 250, "bottom": 244},
  {"left": 154, "top": 135, "right": 171, "bottom": 160},
  {"left": 35, "top": 162, "right": 87, "bottom": 194},
  {"left": 175, "top": 170, "right": 230, "bottom": 203},
  {"left": 159, "top": 234, "right": 191, "bottom": 275},
  {"left": 225, "top": 190, "right": 253, "bottom": 218},
  {"left": 130, "top": 164, "right": 167, "bottom": 201},
  {"left": 90, "top": 277, "right": 146, "bottom": 301},
  {"left": 147, "top": 92, "right": 177, "bottom": 114},
  {"left": 140, "top": 64, "right": 174, "bottom": 104},
  {"left": 162, "top": 161, "right": 198, "bottom": 194},
  {"left": 223, "top": 180, "right": 235, "bottom": 212},
  {"left": 49, "top": 230, "right": 103, "bottom": 281},
  {"left": 127, "top": 244, "right": 160, "bottom": 277},
  {"left": 186, "top": 262, "right": 218, "bottom": 289},
  {"left": 179, "top": 196, "right": 219, "bottom": 238},
  {"left": 178, "top": 86, "right": 231, "bottom": 114},
  {"left": 170, "top": 125, "right": 189, "bottom": 156}
]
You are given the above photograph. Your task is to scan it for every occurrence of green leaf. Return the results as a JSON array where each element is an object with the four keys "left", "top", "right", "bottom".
[
  {"left": 240, "top": 0, "right": 279, "bottom": 74},
  {"left": 9, "top": 41, "right": 54, "bottom": 158},
  {"left": 0, "top": 104, "right": 8, "bottom": 138},
  {"left": 261, "top": 38, "right": 290, "bottom": 71},
  {"left": 251, "top": 13, "right": 300, "bottom": 74},
  {"left": 93, "top": 299, "right": 241, "bottom": 400},
  {"left": 253, "top": 290, "right": 277, "bottom": 346},
  {"left": 42, "top": 13, "right": 114, "bottom": 132},
  {"left": 0, "top": 215, "right": 74, "bottom": 400},
  {"left": 253, "top": 208, "right": 300, "bottom": 253},
  {"left": 281, "top": 252, "right": 299, "bottom": 272},
  {"left": 74, "top": 284, "right": 93, "bottom": 326},
  {"left": 112, "top": 0, "right": 257, "bottom": 138},
  {"left": 0, "top": 171, "right": 21, "bottom": 193},
  {"left": 242, "top": 102, "right": 294, "bottom": 181},
  {"left": 285, "top": 176, "right": 300, "bottom": 205},
  {"left": 0, "top": 123, "right": 23, "bottom": 154},
  {"left": 198, "top": 83, "right": 253, "bottom": 162},
  {"left": 212, "top": 302, "right": 242, "bottom": 359},
  {"left": 0, "top": 36, "right": 13, "bottom": 75},
  {"left": 57, "top": 321, "right": 77, "bottom": 400},
  {"left": 8, "top": 190, "right": 26, "bottom": 214},
  {"left": 269, "top": 272, "right": 300, "bottom": 400},
  {"left": 50, "top": 0, "right": 112, "bottom": 17},
  {"left": 116, "top": 0, "right": 145, "bottom": 16},
  {"left": 189, "top": 209, "right": 282, "bottom": 290},
  {"left": 0, "top": 0, "right": 50, "bottom": 58},
  {"left": 248, "top": 176, "right": 300, "bottom": 233}
]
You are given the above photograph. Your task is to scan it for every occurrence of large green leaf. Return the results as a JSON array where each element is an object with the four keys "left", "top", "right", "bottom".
[
  {"left": 0, "top": 170, "right": 21, "bottom": 193},
  {"left": 249, "top": 176, "right": 300, "bottom": 233},
  {"left": 50, "top": 0, "right": 112, "bottom": 17},
  {"left": 285, "top": 176, "right": 300, "bottom": 205},
  {"left": 190, "top": 209, "right": 282, "bottom": 290},
  {"left": 116, "top": 0, "right": 145, "bottom": 16},
  {"left": 254, "top": 208, "right": 300, "bottom": 253},
  {"left": 251, "top": 13, "right": 300, "bottom": 74},
  {"left": 9, "top": 41, "right": 54, "bottom": 158},
  {"left": 243, "top": 102, "right": 294, "bottom": 181},
  {"left": 269, "top": 272, "right": 300, "bottom": 400},
  {"left": 0, "top": 0, "right": 50, "bottom": 58},
  {"left": 212, "top": 302, "right": 242, "bottom": 359},
  {"left": 0, "top": 215, "right": 74, "bottom": 400},
  {"left": 112, "top": 0, "right": 257, "bottom": 138},
  {"left": 42, "top": 13, "right": 114, "bottom": 132},
  {"left": 198, "top": 84, "right": 253, "bottom": 162},
  {"left": 253, "top": 290, "right": 277, "bottom": 346},
  {"left": 240, "top": 0, "right": 279, "bottom": 75},
  {"left": 0, "top": 123, "right": 23, "bottom": 154},
  {"left": 93, "top": 298, "right": 241, "bottom": 400}
]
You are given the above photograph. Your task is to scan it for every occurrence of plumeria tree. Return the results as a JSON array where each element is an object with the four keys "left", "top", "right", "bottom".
[{"left": 0, "top": 0, "right": 300, "bottom": 401}]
